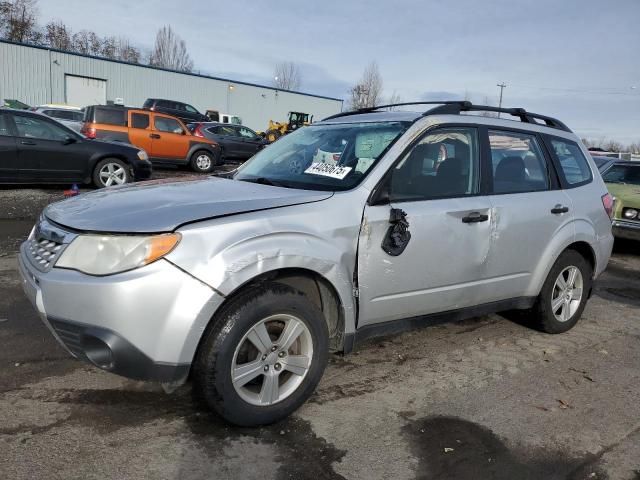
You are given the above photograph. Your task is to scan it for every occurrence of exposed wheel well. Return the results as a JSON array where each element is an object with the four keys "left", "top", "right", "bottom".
[
  {"left": 204, "top": 269, "right": 345, "bottom": 354},
  {"left": 566, "top": 241, "right": 596, "bottom": 275}
]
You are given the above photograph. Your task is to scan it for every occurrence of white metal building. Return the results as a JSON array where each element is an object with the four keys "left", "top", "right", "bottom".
[{"left": 0, "top": 40, "right": 343, "bottom": 131}]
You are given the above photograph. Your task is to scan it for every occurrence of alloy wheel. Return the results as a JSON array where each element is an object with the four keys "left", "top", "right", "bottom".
[
  {"left": 231, "top": 314, "right": 313, "bottom": 406},
  {"left": 551, "top": 266, "right": 584, "bottom": 322},
  {"left": 196, "top": 154, "right": 212, "bottom": 170},
  {"left": 99, "top": 163, "right": 127, "bottom": 187}
]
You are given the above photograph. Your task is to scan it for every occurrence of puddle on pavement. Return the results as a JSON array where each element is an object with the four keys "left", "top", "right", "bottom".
[{"left": 402, "top": 415, "right": 606, "bottom": 480}]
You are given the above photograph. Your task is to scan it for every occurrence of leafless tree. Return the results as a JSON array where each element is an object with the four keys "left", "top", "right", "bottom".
[
  {"left": 149, "top": 25, "right": 193, "bottom": 72},
  {"left": 44, "top": 20, "right": 71, "bottom": 50},
  {"left": 115, "top": 37, "right": 140, "bottom": 63},
  {"left": 273, "top": 62, "right": 301, "bottom": 91},
  {"left": 349, "top": 61, "right": 383, "bottom": 110},
  {"left": 0, "top": 0, "right": 40, "bottom": 43},
  {"left": 72, "top": 30, "right": 102, "bottom": 56},
  {"left": 385, "top": 90, "right": 402, "bottom": 110}
]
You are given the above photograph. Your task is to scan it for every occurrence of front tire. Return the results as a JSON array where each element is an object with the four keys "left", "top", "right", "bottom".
[
  {"left": 528, "top": 250, "right": 592, "bottom": 333},
  {"left": 193, "top": 283, "right": 329, "bottom": 426},
  {"left": 93, "top": 158, "right": 130, "bottom": 188}
]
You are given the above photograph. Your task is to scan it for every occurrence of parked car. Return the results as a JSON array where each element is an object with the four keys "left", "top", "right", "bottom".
[
  {"left": 592, "top": 155, "right": 617, "bottom": 173},
  {"left": 19, "top": 101, "right": 613, "bottom": 426},
  {"left": 143, "top": 98, "right": 209, "bottom": 124},
  {"left": 32, "top": 105, "right": 84, "bottom": 132},
  {"left": 0, "top": 107, "right": 151, "bottom": 187},
  {"left": 82, "top": 105, "right": 221, "bottom": 172},
  {"left": 599, "top": 160, "right": 640, "bottom": 241},
  {"left": 188, "top": 122, "right": 267, "bottom": 161}
]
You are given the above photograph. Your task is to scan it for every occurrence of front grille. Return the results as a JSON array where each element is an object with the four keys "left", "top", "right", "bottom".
[
  {"left": 26, "top": 237, "right": 64, "bottom": 272},
  {"left": 49, "top": 318, "right": 86, "bottom": 359},
  {"left": 25, "top": 217, "right": 75, "bottom": 272}
]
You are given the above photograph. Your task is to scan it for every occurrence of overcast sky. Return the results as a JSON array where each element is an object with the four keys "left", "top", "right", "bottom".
[{"left": 39, "top": 0, "right": 640, "bottom": 143}]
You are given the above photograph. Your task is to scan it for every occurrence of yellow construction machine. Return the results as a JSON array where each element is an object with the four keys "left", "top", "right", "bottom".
[{"left": 263, "top": 111, "right": 313, "bottom": 143}]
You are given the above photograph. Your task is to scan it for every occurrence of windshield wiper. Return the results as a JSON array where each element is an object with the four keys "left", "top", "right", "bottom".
[{"left": 238, "top": 177, "right": 288, "bottom": 188}]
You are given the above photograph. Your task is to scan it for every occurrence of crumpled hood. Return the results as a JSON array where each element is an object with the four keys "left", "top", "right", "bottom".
[{"left": 45, "top": 176, "right": 333, "bottom": 233}]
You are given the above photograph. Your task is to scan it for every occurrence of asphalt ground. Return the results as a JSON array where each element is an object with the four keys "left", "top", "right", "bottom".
[{"left": 1, "top": 168, "right": 639, "bottom": 480}]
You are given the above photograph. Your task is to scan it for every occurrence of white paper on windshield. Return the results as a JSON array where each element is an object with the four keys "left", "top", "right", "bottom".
[{"left": 304, "top": 162, "right": 352, "bottom": 179}]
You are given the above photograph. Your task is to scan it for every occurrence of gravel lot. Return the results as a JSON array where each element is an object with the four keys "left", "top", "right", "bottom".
[{"left": 1, "top": 170, "right": 639, "bottom": 480}]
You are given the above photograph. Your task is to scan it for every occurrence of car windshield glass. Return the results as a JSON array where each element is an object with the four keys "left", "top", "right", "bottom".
[
  {"left": 234, "top": 121, "right": 409, "bottom": 191},
  {"left": 603, "top": 164, "right": 640, "bottom": 186}
]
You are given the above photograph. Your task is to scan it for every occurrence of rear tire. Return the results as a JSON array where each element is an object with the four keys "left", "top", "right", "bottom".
[
  {"left": 190, "top": 150, "right": 217, "bottom": 173},
  {"left": 92, "top": 158, "right": 130, "bottom": 188},
  {"left": 527, "top": 249, "right": 592, "bottom": 333},
  {"left": 193, "top": 283, "right": 329, "bottom": 426}
]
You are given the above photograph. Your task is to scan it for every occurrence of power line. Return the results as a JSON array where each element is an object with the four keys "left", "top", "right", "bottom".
[{"left": 509, "top": 83, "right": 640, "bottom": 96}]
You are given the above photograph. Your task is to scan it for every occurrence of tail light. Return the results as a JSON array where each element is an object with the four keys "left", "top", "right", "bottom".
[
  {"left": 193, "top": 124, "right": 205, "bottom": 137},
  {"left": 601, "top": 193, "right": 614, "bottom": 219},
  {"left": 81, "top": 125, "right": 97, "bottom": 139}
]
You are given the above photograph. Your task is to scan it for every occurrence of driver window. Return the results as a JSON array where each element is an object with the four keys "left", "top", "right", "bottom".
[
  {"left": 390, "top": 128, "right": 479, "bottom": 201},
  {"left": 154, "top": 116, "right": 184, "bottom": 134},
  {"left": 239, "top": 127, "right": 256, "bottom": 139},
  {"left": 14, "top": 115, "right": 69, "bottom": 141}
]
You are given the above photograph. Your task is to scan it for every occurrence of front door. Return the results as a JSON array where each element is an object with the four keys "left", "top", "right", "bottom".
[
  {"left": 12, "top": 113, "right": 87, "bottom": 182},
  {"left": 482, "top": 129, "right": 574, "bottom": 301},
  {"left": 237, "top": 126, "right": 263, "bottom": 158},
  {"left": 0, "top": 113, "right": 19, "bottom": 181},
  {"left": 150, "top": 114, "right": 190, "bottom": 161},
  {"left": 357, "top": 127, "right": 494, "bottom": 327}
]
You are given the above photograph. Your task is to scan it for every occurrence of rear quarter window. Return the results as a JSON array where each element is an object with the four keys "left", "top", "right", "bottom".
[
  {"left": 95, "top": 108, "right": 126, "bottom": 126},
  {"left": 549, "top": 138, "right": 593, "bottom": 187}
]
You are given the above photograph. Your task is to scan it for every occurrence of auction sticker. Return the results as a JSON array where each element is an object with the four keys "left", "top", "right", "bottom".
[{"left": 304, "top": 162, "right": 352, "bottom": 179}]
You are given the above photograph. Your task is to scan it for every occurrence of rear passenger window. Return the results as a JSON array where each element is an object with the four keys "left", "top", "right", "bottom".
[
  {"left": 489, "top": 131, "right": 549, "bottom": 194},
  {"left": 390, "top": 127, "right": 479, "bottom": 201},
  {"left": 550, "top": 139, "right": 592, "bottom": 186},
  {"left": 131, "top": 113, "right": 150, "bottom": 129}
]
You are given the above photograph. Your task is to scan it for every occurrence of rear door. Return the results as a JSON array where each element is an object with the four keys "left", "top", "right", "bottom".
[
  {"left": 483, "top": 128, "right": 574, "bottom": 301},
  {"left": 13, "top": 113, "right": 88, "bottom": 182},
  {"left": 357, "top": 126, "right": 495, "bottom": 326},
  {"left": 214, "top": 125, "right": 244, "bottom": 157},
  {"left": 127, "top": 111, "right": 152, "bottom": 154},
  {"left": 150, "top": 113, "right": 190, "bottom": 161},
  {"left": 0, "top": 113, "right": 19, "bottom": 181}
]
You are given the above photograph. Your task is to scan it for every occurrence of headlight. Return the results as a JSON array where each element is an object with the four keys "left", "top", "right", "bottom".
[
  {"left": 623, "top": 208, "right": 638, "bottom": 219},
  {"left": 137, "top": 150, "right": 149, "bottom": 161},
  {"left": 56, "top": 233, "right": 180, "bottom": 275}
]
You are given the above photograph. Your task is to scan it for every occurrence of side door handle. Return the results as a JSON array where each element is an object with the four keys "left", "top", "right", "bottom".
[
  {"left": 20, "top": 140, "right": 36, "bottom": 145},
  {"left": 551, "top": 204, "right": 569, "bottom": 214},
  {"left": 461, "top": 212, "right": 489, "bottom": 223},
  {"left": 149, "top": 133, "right": 161, "bottom": 139}
]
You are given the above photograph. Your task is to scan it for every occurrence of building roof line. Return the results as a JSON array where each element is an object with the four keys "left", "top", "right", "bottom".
[{"left": 0, "top": 39, "right": 344, "bottom": 103}]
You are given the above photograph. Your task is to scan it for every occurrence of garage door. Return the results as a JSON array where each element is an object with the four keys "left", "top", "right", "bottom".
[{"left": 65, "top": 75, "right": 107, "bottom": 108}]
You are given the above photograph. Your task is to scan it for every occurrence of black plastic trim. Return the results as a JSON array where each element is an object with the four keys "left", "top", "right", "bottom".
[
  {"left": 343, "top": 296, "right": 536, "bottom": 353},
  {"left": 48, "top": 317, "right": 190, "bottom": 383}
]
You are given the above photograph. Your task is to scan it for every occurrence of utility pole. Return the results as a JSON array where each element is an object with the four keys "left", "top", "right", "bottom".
[{"left": 496, "top": 83, "right": 507, "bottom": 118}]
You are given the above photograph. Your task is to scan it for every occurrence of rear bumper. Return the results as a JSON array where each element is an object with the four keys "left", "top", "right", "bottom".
[{"left": 612, "top": 219, "right": 640, "bottom": 241}]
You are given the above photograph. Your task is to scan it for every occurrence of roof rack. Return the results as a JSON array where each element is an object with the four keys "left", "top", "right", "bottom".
[{"left": 322, "top": 101, "right": 571, "bottom": 132}]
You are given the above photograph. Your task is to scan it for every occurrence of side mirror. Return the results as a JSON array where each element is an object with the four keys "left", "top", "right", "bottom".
[{"left": 63, "top": 136, "right": 78, "bottom": 145}]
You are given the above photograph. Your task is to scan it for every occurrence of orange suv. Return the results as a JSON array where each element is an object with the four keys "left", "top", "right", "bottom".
[{"left": 81, "top": 106, "right": 221, "bottom": 172}]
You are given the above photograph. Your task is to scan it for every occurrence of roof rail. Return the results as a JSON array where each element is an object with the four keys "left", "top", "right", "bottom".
[
  {"left": 322, "top": 101, "right": 468, "bottom": 121},
  {"left": 424, "top": 103, "right": 571, "bottom": 132},
  {"left": 322, "top": 100, "right": 571, "bottom": 132}
]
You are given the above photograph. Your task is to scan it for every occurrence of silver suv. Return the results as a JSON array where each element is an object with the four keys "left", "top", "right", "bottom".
[{"left": 19, "top": 101, "right": 614, "bottom": 426}]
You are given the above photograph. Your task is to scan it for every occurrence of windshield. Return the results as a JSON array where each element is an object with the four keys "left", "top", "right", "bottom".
[
  {"left": 234, "top": 121, "right": 409, "bottom": 191},
  {"left": 603, "top": 164, "right": 640, "bottom": 186}
]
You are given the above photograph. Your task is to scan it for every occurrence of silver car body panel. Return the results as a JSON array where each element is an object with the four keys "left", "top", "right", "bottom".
[{"left": 19, "top": 111, "right": 614, "bottom": 380}]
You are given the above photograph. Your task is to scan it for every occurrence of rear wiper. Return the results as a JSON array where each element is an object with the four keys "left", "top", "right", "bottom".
[{"left": 239, "top": 177, "right": 287, "bottom": 187}]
